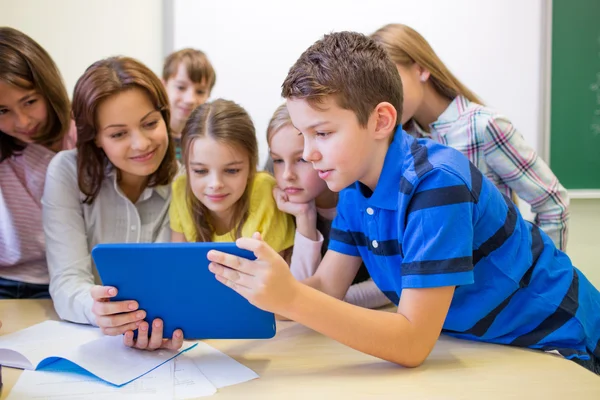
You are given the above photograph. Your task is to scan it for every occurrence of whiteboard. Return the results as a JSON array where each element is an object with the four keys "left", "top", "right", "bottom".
[{"left": 168, "top": 0, "right": 546, "bottom": 166}]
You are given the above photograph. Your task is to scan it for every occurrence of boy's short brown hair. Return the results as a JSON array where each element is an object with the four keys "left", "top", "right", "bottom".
[
  {"left": 163, "top": 48, "right": 216, "bottom": 91},
  {"left": 281, "top": 31, "right": 403, "bottom": 127}
]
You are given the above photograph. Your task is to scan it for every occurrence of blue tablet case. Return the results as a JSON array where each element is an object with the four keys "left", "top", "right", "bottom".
[{"left": 91, "top": 242, "right": 276, "bottom": 340}]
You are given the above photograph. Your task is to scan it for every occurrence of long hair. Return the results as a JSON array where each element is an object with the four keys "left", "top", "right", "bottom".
[
  {"left": 0, "top": 27, "right": 70, "bottom": 162},
  {"left": 72, "top": 56, "right": 177, "bottom": 204},
  {"left": 182, "top": 99, "right": 258, "bottom": 242},
  {"left": 371, "top": 23, "right": 483, "bottom": 106}
]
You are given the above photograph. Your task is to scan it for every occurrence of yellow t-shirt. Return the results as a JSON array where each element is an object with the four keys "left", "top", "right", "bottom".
[{"left": 169, "top": 172, "right": 295, "bottom": 252}]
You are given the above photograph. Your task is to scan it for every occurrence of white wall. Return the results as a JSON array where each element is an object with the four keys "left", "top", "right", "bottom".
[
  {"left": 172, "top": 0, "right": 546, "bottom": 166},
  {"left": 0, "top": 0, "right": 165, "bottom": 98},
  {"left": 567, "top": 200, "right": 600, "bottom": 287}
]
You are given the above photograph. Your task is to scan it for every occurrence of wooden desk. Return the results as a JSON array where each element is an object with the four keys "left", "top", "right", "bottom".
[{"left": 1, "top": 300, "right": 598, "bottom": 399}]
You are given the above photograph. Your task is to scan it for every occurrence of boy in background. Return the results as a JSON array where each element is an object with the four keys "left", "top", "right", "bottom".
[{"left": 163, "top": 48, "right": 216, "bottom": 159}]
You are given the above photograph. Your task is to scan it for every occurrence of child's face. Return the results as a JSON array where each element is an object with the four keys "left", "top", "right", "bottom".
[
  {"left": 286, "top": 97, "right": 377, "bottom": 192},
  {"left": 0, "top": 80, "right": 49, "bottom": 144},
  {"left": 95, "top": 88, "right": 169, "bottom": 182},
  {"left": 270, "top": 124, "right": 328, "bottom": 203},
  {"left": 164, "top": 63, "right": 210, "bottom": 131},
  {"left": 187, "top": 136, "right": 250, "bottom": 220},
  {"left": 396, "top": 63, "right": 425, "bottom": 124}
]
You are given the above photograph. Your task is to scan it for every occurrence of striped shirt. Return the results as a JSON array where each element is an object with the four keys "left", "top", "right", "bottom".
[
  {"left": 0, "top": 125, "right": 76, "bottom": 284},
  {"left": 329, "top": 127, "right": 600, "bottom": 360},
  {"left": 408, "top": 95, "right": 569, "bottom": 250},
  {"left": 0, "top": 144, "right": 56, "bottom": 284},
  {"left": 42, "top": 149, "right": 172, "bottom": 325}
]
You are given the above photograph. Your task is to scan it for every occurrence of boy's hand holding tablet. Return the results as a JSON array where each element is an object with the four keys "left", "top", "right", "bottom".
[{"left": 208, "top": 232, "right": 299, "bottom": 315}]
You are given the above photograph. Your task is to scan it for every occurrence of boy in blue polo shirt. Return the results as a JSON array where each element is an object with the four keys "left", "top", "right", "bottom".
[{"left": 207, "top": 31, "right": 600, "bottom": 373}]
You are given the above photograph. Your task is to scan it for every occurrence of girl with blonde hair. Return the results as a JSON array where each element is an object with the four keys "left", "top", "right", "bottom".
[
  {"left": 265, "top": 103, "right": 390, "bottom": 309},
  {"left": 170, "top": 99, "right": 294, "bottom": 256}
]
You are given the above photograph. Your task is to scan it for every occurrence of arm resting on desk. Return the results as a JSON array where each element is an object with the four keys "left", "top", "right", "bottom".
[
  {"left": 296, "top": 250, "right": 453, "bottom": 367},
  {"left": 287, "top": 280, "right": 454, "bottom": 367}
]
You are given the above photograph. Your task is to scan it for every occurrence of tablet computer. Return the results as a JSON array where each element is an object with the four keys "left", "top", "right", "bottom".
[{"left": 91, "top": 242, "right": 276, "bottom": 340}]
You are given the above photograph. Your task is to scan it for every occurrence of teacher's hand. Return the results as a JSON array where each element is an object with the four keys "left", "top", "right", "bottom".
[
  {"left": 90, "top": 285, "right": 145, "bottom": 335},
  {"left": 123, "top": 318, "right": 184, "bottom": 351}
]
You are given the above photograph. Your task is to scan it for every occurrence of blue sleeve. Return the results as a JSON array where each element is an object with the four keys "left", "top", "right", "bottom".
[
  {"left": 327, "top": 207, "right": 361, "bottom": 257},
  {"left": 401, "top": 169, "right": 476, "bottom": 289}
]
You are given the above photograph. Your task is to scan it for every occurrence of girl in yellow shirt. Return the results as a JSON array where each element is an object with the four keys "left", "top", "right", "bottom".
[{"left": 170, "top": 99, "right": 294, "bottom": 254}]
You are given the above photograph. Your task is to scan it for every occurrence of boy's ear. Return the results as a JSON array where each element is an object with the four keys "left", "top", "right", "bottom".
[{"left": 372, "top": 102, "right": 397, "bottom": 141}]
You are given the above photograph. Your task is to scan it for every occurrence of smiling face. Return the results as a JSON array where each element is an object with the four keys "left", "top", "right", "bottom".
[
  {"left": 187, "top": 135, "right": 250, "bottom": 222},
  {"left": 0, "top": 80, "right": 49, "bottom": 144},
  {"left": 269, "top": 124, "right": 328, "bottom": 203},
  {"left": 164, "top": 63, "right": 210, "bottom": 134},
  {"left": 94, "top": 88, "right": 169, "bottom": 185}
]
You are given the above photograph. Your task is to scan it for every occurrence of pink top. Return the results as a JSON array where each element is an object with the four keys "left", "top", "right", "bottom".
[
  {"left": 0, "top": 123, "right": 76, "bottom": 284},
  {"left": 290, "top": 207, "right": 391, "bottom": 309}
]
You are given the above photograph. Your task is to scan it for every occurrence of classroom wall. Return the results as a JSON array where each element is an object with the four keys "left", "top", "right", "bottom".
[
  {"left": 0, "top": 0, "right": 165, "bottom": 97},
  {"left": 2, "top": 0, "right": 598, "bottom": 287},
  {"left": 566, "top": 200, "right": 600, "bottom": 286},
  {"left": 170, "top": 0, "right": 547, "bottom": 167}
]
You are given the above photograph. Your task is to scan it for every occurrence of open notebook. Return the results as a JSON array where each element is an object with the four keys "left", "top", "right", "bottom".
[{"left": 0, "top": 321, "right": 196, "bottom": 386}]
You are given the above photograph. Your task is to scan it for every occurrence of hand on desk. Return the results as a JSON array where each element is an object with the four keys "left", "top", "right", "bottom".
[
  {"left": 90, "top": 285, "right": 184, "bottom": 351},
  {"left": 208, "top": 232, "right": 301, "bottom": 315}
]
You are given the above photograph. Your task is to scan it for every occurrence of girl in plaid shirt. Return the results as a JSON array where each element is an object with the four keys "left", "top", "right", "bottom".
[{"left": 372, "top": 24, "right": 569, "bottom": 251}]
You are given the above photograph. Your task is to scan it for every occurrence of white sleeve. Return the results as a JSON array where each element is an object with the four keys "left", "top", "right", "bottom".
[
  {"left": 42, "top": 151, "right": 96, "bottom": 325},
  {"left": 289, "top": 229, "right": 324, "bottom": 281},
  {"left": 344, "top": 279, "right": 391, "bottom": 309}
]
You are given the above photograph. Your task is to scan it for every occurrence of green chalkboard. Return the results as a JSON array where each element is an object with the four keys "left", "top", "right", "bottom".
[{"left": 550, "top": 0, "right": 600, "bottom": 190}]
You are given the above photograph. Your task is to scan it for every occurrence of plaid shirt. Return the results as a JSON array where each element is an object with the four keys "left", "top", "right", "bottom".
[{"left": 408, "top": 95, "right": 569, "bottom": 250}]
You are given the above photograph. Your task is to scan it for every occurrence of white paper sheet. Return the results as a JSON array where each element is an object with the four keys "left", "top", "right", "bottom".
[
  {"left": 0, "top": 320, "right": 197, "bottom": 386},
  {"left": 6, "top": 359, "right": 174, "bottom": 400},
  {"left": 5, "top": 338, "right": 258, "bottom": 399},
  {"left": 185, "top": 341, "right": 259, "bottom": 388},
  {"left": 173, "top": 356, "right": 217, "bottom": 399},
  {"left": 145, "top": 341, "right": 259, "bottom": 399},
  {"left": 0, "top": 321, "right": 102, "bottom": 369},
  {"left": 58, "top": 335, "right": 195, "bottom": 386}
]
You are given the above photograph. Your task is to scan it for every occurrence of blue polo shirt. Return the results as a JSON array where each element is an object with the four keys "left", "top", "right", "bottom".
[{"left": 329, "top": 126, "right": 600, "bottom": 360}]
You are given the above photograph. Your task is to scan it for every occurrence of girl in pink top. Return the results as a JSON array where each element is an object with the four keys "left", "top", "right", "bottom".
[
  {"left": 265, "top": 104, "right": 390, "bottom": 309},
  {"left": 0, "top": 27, "right": 75, "bottom": 299}
]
